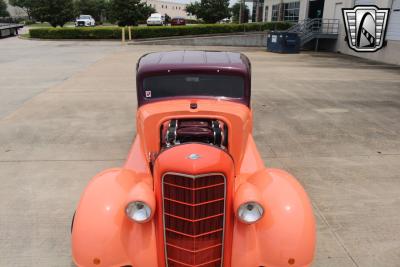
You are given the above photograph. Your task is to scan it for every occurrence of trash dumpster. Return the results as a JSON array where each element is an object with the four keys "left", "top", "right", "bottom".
[
  {"left": 267, "top": 31, "right": 300, "bottom": 53},
  {"left": 0, "top": 23, "right": 24, "bottom": 38}
]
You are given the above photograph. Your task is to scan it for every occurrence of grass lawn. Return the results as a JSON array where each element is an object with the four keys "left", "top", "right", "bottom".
[
  {"left": 28, "top": 22, "right": 51, "bottom": 27},
  {"left": 28, "top": 22, "right": 76, "bottom": 28},
  {"left": 20, "top": 33, "right": 30, "bottom": 38}
]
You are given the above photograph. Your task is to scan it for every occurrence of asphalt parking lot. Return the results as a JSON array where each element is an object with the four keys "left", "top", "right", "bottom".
[{"left": 1, "top": 36, "right": 400, "bottom": 267}]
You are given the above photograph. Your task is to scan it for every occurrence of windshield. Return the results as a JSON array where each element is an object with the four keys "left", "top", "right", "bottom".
[
  {"left": 150, "top": 14, "right": 161, "bottom": 18},
  {"left": 142, "top": 74, "right": 245, "bottom": 99},
  {"left": 79, "top": 15, "right": 91, "bottom": 19}
]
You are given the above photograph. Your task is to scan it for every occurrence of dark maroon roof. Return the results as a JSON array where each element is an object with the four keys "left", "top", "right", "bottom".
[
  {"left": 137, "top": 50, "right": 251, "bottom": 73},
  {"left": 136, "top": 51, "right": 252, "bottom": 107}
]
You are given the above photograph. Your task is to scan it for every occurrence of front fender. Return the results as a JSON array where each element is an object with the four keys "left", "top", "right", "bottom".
[
  {"left": 232, "top": 169, "right": 316, "bottom": 267},
  {"left": 72, "top": 168, "right": 158, "bottom": 267}
]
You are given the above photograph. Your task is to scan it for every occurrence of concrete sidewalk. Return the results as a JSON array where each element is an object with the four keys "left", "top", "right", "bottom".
[{"left": 0, "top": 39, "right": 400, "bottom": 266}]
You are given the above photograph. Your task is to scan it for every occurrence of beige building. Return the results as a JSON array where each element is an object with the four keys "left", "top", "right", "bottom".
[
  {"left": 143, "top": 0, "right": 194, "bottom": 19},
  {"left": 5, "top": 0, "right": 27, "bottom": 18},
  {"left": 262, "top": 0, "right": 400, "bottom": 65}
]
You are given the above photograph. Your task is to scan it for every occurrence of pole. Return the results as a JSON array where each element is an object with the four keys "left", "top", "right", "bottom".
[
  {"left": 128, "top": 26, "right": 132, "bottom": 41},
  {"left": 239, "top": 0, "right": 243, "bottom": 24},
  {"left": 122, "top": 27, "right": 125, "bottom": 44}
]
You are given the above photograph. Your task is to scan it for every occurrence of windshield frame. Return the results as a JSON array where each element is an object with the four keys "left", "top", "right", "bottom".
[{"left": 137, "top": 68, "right": 251, "bottom": 108}]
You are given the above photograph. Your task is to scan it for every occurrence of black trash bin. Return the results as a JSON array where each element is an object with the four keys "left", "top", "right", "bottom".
[{"left": 267, "top": 31, "right": 300, "bottom": 53}]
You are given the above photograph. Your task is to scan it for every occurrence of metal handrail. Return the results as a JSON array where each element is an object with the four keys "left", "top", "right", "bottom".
[
  {"left": 288, "top": 18, "right": 339, "bottom": 35},
  {"left": 286, "top": 18, "right": 339, "bottom": 47}
]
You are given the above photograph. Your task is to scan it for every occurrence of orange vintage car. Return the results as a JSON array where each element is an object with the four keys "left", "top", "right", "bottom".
[{"left": 71, "top": 51, "right": 316, "bottom": 267}]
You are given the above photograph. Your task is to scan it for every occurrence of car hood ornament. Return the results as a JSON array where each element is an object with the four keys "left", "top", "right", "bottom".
[{"left": 187, "top": 153, "right": 201, "bottom": 160}]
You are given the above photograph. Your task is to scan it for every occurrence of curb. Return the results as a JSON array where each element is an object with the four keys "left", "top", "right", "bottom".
[{"left": 18, "top": 31, "right": 268, "bottom": 42}]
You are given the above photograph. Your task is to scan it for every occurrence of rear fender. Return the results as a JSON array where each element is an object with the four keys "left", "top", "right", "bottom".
[
  {"left": 72, "top": 168, "right": 158, "bottom": 267},
  {"left": 232, "top": 169, "right": 316, "bottom": 267}
]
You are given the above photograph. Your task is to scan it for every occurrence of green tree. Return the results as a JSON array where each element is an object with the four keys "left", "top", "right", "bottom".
[
  {"left": 231, "top": 2, "right": 249, "bottom": 23},
  {"left": 8, "top": 0, "right": 33, "bottom": 18},
  {"left": 31, "top": 0, "right": 75, "bottom": 27},
  {"left": 185, "top": 0, "right": 230, "bottom": 24},
  {"left": 185, "top": 2, "right": 200, "bottom": 18},
  {"left": 74, "top": 0, "right": 108, "bottom": 23},
  {"left": 109, "top": 0, "right": 155, "bottom": 26},
  {"left": 0, "top": 0, "right": 10, "bottom": 17}
]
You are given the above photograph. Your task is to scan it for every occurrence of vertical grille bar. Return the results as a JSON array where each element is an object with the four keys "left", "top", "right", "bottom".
[{"left": 162, "top": 173, "right": 226, "bottom": 267}]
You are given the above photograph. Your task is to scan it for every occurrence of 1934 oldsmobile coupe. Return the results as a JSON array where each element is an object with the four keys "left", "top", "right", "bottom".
[{"left": 71, "top": 51, "right": 316, "bottom": 267}]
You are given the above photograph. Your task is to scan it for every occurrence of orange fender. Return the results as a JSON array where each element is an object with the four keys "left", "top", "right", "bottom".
[
  {"left": 72, "top": 168, "right": 158, "bottom": 267},
  {"left": 232, "top": 169, "right": 316, "bottom": 267}
]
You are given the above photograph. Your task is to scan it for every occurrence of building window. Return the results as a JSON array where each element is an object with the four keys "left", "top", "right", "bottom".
[
  {"left": 284, "top": 2, "right": 300, "bottom": 22},
  {"left": 271, "top": 4, "right": 280, "bottom": 21},
  {"left": 271, "top": 1, "right": 299, "bottom": 22}
]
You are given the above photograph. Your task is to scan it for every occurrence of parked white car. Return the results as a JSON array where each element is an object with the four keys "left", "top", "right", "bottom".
[
  {"left": 219, "top": 18, "right": 231, "bottom": 24},
  {"left": 147, "top": 13, "right": 165, "bottom": 26},
  {"left": 75, "top": 15, "right": 95, "bottom": 27}
]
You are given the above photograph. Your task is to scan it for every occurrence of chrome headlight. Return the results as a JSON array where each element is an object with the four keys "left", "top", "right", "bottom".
[
  {"left": 237, "top": 201, "right": 264, "bottom": 224},
  {"left": 125, "top": 201, "right": 152, "bottom": 223}
]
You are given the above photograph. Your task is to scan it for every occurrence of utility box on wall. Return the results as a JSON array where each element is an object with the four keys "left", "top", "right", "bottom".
[{"left": 267, "top": 31, "right": 300, "bottom": 53}]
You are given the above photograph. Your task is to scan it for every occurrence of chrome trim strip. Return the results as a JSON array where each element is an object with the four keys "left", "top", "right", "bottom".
[
  {"left": 161, "top": 172, "right": 226, "bottom": 267},
  {"left": 165, "top": 121, "right": 171, "bottom": 147}
]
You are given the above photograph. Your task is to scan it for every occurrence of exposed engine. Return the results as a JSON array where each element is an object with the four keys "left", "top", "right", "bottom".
[{"left": 160, "top": 119, "right": 228, "bottom": 149}]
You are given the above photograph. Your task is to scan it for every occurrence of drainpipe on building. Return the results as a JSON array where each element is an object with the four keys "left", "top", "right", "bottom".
[
  {"left": 279, "top": 0, "right": 284, "bottom": 21},
  {"left": 389, "top": 0, "right": 394, "bottom": 9}
]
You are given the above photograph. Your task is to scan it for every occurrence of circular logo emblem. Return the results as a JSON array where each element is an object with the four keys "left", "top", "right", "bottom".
[{"left": 187, "top": 154, "right": 201, "bottom": 160}]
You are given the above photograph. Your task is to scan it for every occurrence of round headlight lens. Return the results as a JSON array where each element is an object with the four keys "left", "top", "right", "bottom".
[
  {"left": 237, "top": 201, "right": 264, "bottom": 224},
  {"left": 125, "top": 201, "right": 152, "bottom": 223}
]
